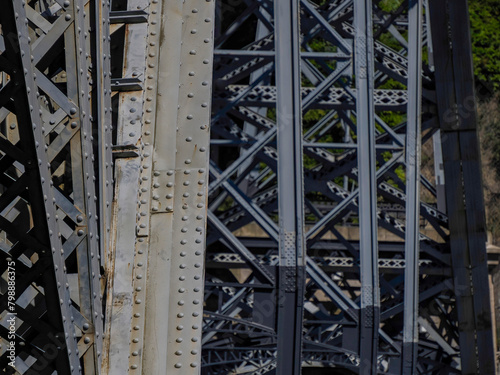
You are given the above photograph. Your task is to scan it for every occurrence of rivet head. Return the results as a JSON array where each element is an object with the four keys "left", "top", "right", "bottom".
[{"left": 174, "top": 363, "right": 182, "bottom": 368}]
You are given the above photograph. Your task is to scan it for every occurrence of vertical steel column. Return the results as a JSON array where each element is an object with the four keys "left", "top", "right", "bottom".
[
  {"left": 104, "top": 0, "right": 215, "bottom": 373},
  {"left": 354, "top": 1, "right": 380, "bottom": 372},
  {"left": 274, "top": 0, "right": 306, "bottom": 374},
  {"left": 429, "top": 0, "right": 495, "bottom": 373},
  {"left": 142, "top": 0, "right": 215, "bottom": 373},
  {"left": 402, "top": 0, "right": 423, "bottom": 373},
  {"left": 93, "top": 0, "right": 113, "bottom": 267}
]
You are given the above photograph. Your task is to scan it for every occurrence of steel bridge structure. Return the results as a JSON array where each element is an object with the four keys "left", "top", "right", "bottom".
[{"left": 0, "top": 0, "right": 497, "bottom": 374}]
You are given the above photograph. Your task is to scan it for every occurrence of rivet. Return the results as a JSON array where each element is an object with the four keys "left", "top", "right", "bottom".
[{"left": 174, "top": 363, "right": 182, "bottom": 368}]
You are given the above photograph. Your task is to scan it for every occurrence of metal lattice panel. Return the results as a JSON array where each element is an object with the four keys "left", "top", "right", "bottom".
[
  {"left": 203, "top": 0, "right": 495, "bottom": 374},
  {"left": 0, "top": 1, "right": 106, "bottom": 373}
]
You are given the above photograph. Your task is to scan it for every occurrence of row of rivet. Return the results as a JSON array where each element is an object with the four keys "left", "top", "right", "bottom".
[
  {"left": 14, "top": 1, "right": 81, "bottom": 373},
  {"left": 99, "top": 0, "right": 115, "bottom": 269},
  {"left": 167, "top": 0, "right": 214, "bottom": 370},
  {"left": 73, "top": 0, "right": 105, "bottom": 363},
  {"left": 128, "top": 0, "right": 163, "bottom": 371}
]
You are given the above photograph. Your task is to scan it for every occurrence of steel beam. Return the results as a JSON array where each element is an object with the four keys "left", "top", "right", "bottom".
[
  {"left": 353, "top": 1, "right": 380, "bottom": 372},
  {"left": 274, "top": 1, "right": 306, "bottom": 374},
  {"left": 402, "top": 0, "right": 423, "bottom": 373},
  {"left": 104, "top": 0, "right": 215, "bottom": 374}
]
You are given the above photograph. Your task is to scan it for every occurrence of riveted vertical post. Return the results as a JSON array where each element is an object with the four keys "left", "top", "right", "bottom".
[
  {"left": 354, "top": 1, "right": 380, "bottom": 372},
  {"left": 402, "top": 0, "right": 423, "bottom": 373},
  {"left": 274, "top": 0, "right": 306, "bottom": 374}
]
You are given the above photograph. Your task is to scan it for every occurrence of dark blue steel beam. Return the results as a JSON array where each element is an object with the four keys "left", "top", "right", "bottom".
[
  {"left": 402, "top": 0, "right": 423, "bottom": 373},
  {"left": 274, "top": 0, "right": 307, "bottom": 374},
  {"left": 353, "top": 1, "right": 380, "bottom": 372}
]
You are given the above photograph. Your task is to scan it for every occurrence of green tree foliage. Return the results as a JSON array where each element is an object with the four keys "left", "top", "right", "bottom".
[{"left": 469, "top": 0, "right": 500, "bottom": 89}]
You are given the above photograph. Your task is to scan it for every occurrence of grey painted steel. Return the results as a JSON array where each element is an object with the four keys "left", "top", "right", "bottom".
[
  {"left": 203, "top": 0, "right": 496, "bottom": 374},
  {"left": 402, "top": 0, "right": 423, "bottom": 373},
  {"left": 354, "top": 1, "right": 380, "bottom": 372},
  {"left": 105, "top": 0, "right": 215, "bottom": 374},
  {"left": 274, "top": 1, "right": 306, "bottom": 374},
  {"left": 429, "top": 0, "right": 496, "bottom": 373},
  {"left": 0, "top": 0, "right": 496, "bottom": 374}
]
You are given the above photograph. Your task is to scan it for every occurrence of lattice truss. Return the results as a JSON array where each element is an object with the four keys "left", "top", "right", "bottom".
[
  {"left": 0, "top": 1, "right": 112, "bottom": 374},
  {"left": 203, "top": 0, "right": 494, "bottom": 374}
]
